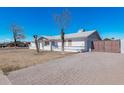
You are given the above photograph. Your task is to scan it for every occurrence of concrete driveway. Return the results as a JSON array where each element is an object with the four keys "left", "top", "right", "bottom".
[{"left": 7, "top": 52, "right": 124, "bottom": 85}]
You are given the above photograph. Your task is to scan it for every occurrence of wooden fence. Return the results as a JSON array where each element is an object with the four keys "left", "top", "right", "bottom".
[{"left": 92, "top": 40, "right": 120, "bottom": 53}]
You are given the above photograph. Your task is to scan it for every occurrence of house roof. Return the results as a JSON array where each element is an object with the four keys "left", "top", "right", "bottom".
[{"left": 39, "top": 30, "right": 97, "bottom": 40}]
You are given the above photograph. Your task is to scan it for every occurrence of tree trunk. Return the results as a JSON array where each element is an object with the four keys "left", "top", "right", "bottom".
[
  {"left": 61, "top": 28, "right": 64, "bottom": 52},
  {"left": 14, "top": 38, "right": 17, "bottom": 47},
  {"left": 50, "top": 41, "right": 53, "bottom": 52},
  {"left": 13, "top": 32, "right": 17, "bottom": 48},
  {"left": 34, "top": 35, "right": 40, "bottom": 53}
]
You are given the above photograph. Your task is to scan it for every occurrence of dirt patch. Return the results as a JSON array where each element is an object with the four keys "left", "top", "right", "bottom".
[{"left": 0, "top": 49, "right": 75, "bottom": 74}]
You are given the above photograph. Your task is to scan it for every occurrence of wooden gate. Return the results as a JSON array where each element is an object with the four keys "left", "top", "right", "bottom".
[{"left": 92, "top": 40, "right": 120, "bottom": 53}]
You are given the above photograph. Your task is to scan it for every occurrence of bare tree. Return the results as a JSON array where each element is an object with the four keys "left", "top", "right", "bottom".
[
  {"left": 33, "top": 35, "right": 40, "bottom": 53},
  {"left": 53, "top": 9, "right": 70, "bottom": 52},
  {"left": 10, "top": 24, "right": 25, "bottom": 47}
]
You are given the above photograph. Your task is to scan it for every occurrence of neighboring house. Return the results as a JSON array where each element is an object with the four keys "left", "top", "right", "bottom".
[{"left": 29, "top": 29, "right": 101, "bottom": 52}]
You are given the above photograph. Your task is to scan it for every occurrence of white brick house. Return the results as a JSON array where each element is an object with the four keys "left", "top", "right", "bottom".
[{"left": 29, "top": 29, "right": 101, "bottom": 52}]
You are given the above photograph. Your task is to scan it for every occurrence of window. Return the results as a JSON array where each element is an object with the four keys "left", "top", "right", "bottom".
[
  {"left": 68, "top": 40, "right": 72, "bottom": 46},
  {"left": 52, "top": 41, "right": 58, "bottom": 47},
  {"left": 44, "top": 40, "right": 49, "bottom": 46},
  {"left": 52, "top": 41, "right": 56, "bottom": 46}
]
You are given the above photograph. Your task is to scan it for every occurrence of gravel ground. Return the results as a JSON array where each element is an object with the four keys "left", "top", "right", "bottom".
[
  {"left": 7, "top": 52, "right": 124, "bottom": 85},
  {"left": 0, "top": 71, "right": 11, "bottom": 85}
]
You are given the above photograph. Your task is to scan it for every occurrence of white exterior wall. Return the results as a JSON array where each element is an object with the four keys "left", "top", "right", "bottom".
[
  {"left": 121, "top": 40, "right": 124, "bottom": 53},
  {"left": 29, "top": 42, "right": 40, "bottom": 50},
  {"left": 40, "top": 42, "right": 43, "bottom": 49},
  {"left": 39, "top": 43, "right": 51, "bottom": 51},
  {"left": 29, "top": 42, "right": 36, "bottom": 49},
  {"left": 43, "top": 45, "right": 51, "bottom": 50},
  {"left": 64, "top": 41, "right": 86, "bottom": 52},
  {"left": 71, "top": 41, "right": 85, "bottom": 46},
  {"left": 30, "top": 40, "right": 86, "bottom": 52},
  {"left": 39, "top": 40, "right": 86, "bottom": 52}
]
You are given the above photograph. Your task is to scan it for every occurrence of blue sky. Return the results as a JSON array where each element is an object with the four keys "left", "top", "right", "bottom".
[{"left": 0, "top": 7, "right": 124, "bottom": 42}]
